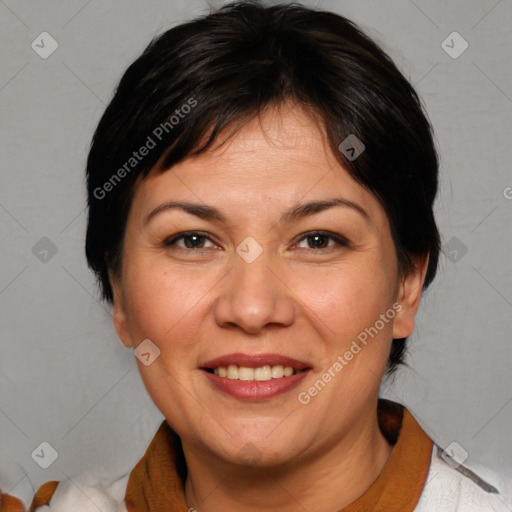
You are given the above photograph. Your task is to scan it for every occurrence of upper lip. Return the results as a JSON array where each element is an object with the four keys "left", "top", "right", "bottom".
[{"left": 201, "top": 353, "right": 311, "bottom": 371}]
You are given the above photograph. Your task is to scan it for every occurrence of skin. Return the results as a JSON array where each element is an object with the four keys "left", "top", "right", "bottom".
[{"left": 110, "top": 102, "right": 428, "bottom": 512}]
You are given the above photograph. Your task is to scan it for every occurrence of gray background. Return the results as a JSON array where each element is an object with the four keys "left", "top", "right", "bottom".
[{"left": 1, "top": 0, "right": 511, "bottom": 507}]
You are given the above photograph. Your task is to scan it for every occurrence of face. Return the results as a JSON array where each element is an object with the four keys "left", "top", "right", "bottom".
[{"left": 111, "top": 103, "right": 425, "bottom": 467}]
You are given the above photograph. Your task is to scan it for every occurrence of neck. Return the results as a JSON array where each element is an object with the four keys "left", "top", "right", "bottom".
[{"left": 183, "top": 402, "right": 393, "bottom": 512}]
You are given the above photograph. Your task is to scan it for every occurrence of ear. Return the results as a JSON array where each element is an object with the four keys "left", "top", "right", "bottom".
[
  {"left": 109, "top": 271, "right": 134, "bottom": 348},
  {"left": 392, "top": 254, "right": 429, "bottom": 339}
]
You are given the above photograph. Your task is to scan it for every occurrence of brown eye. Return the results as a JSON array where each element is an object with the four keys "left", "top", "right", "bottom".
[
  {"left": 163, "top": 232, "right": 216, "bottom": 250},
  {"left": 295, "top": 231, "right": 349, "bottom": 251}
]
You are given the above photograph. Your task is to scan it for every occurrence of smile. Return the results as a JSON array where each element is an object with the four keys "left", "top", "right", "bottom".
[{"left": 200, "top": 353, "right": 311, "bottom": 400}]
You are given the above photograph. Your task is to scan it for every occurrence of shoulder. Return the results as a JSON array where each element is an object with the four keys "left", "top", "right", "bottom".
[
  {"left": 415, "top": 445, "right": 512, "bottom": 512},
  {"left": 1, "top": 472, "right": 130, "bottom": 512}
]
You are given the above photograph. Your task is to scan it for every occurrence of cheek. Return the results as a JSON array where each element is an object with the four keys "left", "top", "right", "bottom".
[
  {"left": 122, "top": 262, "right": 207, "bottom": 349},
  {"left": 292, "top": 260, "right": 396, "bottom": 340}
]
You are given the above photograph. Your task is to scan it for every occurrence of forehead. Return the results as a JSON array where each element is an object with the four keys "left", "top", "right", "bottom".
[{"left": 132, "top": 104, "right": 385, "bottom": 225}]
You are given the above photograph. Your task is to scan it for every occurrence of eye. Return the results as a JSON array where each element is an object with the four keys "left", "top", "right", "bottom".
[
  {"left": 163, "top": 231, "right": 217, "bottom": 250},
  {"left": 294, "top": 231, "right": 349, "bottom": 251},
  {"left": 162, "top": 230, "right": 349, "bottom": 253}
]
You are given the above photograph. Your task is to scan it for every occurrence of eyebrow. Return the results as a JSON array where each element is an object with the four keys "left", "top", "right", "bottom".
[{"left": 144, "top": 198, "right": 369, "bottom": 227}]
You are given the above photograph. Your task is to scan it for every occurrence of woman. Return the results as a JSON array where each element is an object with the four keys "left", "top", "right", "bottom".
[{"left": 1, "top": 2, "right": 508, "bottom": 511}]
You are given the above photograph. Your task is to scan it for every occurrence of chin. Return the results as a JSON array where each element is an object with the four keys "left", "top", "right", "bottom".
[{"left": 214, "top": 429, "right": 306, "bottom": 467}]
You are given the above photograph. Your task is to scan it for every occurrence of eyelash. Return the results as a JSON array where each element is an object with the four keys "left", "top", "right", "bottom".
[{"left": 162, "top": 230, "right": 350, "bottom": 252}]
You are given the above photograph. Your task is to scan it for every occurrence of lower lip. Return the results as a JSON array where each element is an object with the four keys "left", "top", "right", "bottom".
[{"left": 202, "top": 369, "right": 310, "bottom": 401}]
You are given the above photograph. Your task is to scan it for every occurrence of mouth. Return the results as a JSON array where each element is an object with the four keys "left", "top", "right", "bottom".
[{"left": 200, "top": 353, "right": 312, "bottom": 400}]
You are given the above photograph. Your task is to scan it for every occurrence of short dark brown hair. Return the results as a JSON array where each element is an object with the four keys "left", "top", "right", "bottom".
[{"left": 85, "top": 1, "right": 440, "bottom": 374}]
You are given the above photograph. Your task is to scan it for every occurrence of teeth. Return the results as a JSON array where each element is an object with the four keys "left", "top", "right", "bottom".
[
  {"left": 238, "top": 367, "right": 254, "bottom": 381},
  {"left": 271, "top": 365, "right": 284, "bottom": 378},
  {"left": 211, "top": 364, "right": 300, "bottom": 381},
  {"left": 254, "top": 365, "right": 272, "bottom": 381},
  {"left": 227, "top": 365, "right": 239, "bottom": 379}
]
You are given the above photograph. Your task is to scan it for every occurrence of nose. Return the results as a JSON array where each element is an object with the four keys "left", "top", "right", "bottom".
[{"left": 213, "top": 248, "right": 296, "bottom": 334}]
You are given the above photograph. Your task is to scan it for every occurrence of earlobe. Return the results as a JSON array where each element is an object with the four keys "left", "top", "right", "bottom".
[
  {"left": 392, "top": 254, "right": 429, "bottom": 340},
  {"left": 109, "top": 272, "right": 133, "bottom": 348}
]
